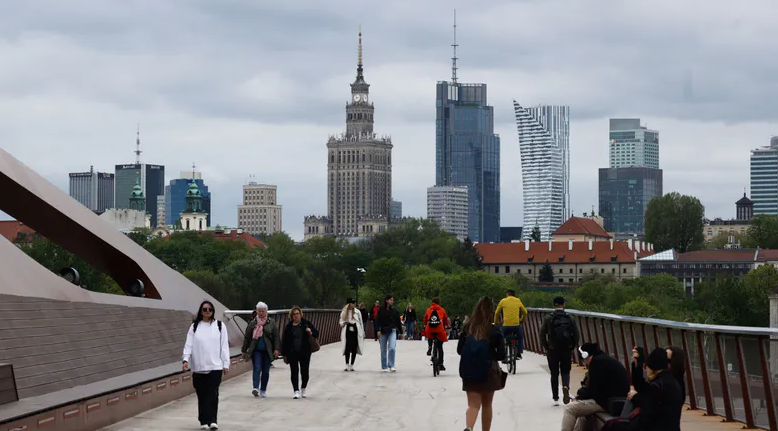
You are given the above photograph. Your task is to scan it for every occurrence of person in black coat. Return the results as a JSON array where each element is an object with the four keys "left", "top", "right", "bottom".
[
  {"left": 561, "top": 343, "right": 629, "bottom": 431},
  {"left": 281, "top": 307, "right": 319, "bottom": 399},
  {"left": 609, "top": 348, "right": 684, "bottom": 431}
]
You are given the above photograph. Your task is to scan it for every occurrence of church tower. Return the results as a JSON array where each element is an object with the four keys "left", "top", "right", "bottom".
[
  {"left": 324, "top": 27, "right": 393, "bottom": 237},
  {"left": 128, "top": 174, "right": 146, "bottom": 212},
  {"left": 180, "top": 167, "right": 208, "bottom": 231}
]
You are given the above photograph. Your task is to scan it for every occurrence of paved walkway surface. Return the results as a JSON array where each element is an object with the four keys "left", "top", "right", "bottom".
[
  {"left": 101, "top": 339, "right": 565, "bottom": 430},
  {"left": 102, "top": 340, "right": 744, "bottom": 431}
]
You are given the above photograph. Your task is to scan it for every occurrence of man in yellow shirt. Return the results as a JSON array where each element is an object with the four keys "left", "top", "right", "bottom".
[{"left": 494, "top": 289, "right": 528, "bottom": 359}]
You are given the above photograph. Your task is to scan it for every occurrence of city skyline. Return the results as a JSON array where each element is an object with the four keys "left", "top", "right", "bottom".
[{"left": 0, "top": 0, "right": 771, "bottom": 240}]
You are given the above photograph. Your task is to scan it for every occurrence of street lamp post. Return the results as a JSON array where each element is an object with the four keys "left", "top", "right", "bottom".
[{"left": 356, "top": 267, "right": 366, "bottom": 304}]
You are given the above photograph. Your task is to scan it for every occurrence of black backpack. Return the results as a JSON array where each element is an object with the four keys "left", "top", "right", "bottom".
[
  {"left": 428, "top": 309, "right": 442, "bottom": 328},
  {"left": 550, "top": 313, "right": 575, "bottom": 350},
  {"left": 193, "top": 320, "right": 222, "bottom": 333},
  {"left": 459, "top": 334, "right": 490, "bottom": 382}
]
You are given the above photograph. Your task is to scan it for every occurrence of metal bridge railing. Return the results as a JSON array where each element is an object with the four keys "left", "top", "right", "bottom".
[{"left": 526, "top": 308, "right": 778, "bottom": 431}]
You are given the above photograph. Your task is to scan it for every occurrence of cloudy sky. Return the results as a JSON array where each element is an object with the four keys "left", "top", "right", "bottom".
[{"left": 2, "top": 0, "right": 777, "bottom": 241}]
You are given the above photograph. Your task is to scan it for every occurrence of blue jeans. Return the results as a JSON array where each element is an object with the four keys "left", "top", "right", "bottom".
[
  {"left": 379, "top": 329, "right": 397, "bottom": 369},
  {"left": 503, "top": 326, "right": 524, "bottom": 355},
  {"left": 252, "top": 349, "right": 271, "bottom": 391},
  {"left": 405, "top": 321, "right": 415, "bottom": 340}
]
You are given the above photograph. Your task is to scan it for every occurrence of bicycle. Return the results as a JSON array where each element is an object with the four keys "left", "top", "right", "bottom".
[
  {"left": 504, "top": 332, "right": 517, "bottom": 375},
  {"left": 430, "top": 334, "right": 443, "bottom": 377}
]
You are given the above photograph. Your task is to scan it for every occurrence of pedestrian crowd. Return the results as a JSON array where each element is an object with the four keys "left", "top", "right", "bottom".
[{"left": 181, "top": 291, "right": 685, "bottom": 431}]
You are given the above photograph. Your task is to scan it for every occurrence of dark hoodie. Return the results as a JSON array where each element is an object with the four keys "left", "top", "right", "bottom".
[{"left": 576, "top": 351, "right": 630, "bottom": 410}]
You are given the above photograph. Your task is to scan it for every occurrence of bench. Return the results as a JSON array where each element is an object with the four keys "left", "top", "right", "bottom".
[{"left": 591, "top": 397, "right": 627, "bottom": 429}]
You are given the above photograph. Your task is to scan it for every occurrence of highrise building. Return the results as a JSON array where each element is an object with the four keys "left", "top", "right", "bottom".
[
  {"left": 598, "top": 167, "right": 663, "bottom": 237},
  {"left": 750, "top": 137, "right": 778, "bottom": 215},
  {"left": 599, "top": 119, "right": 662, "bottom": 238},
  {"left": 609, "top": 118, "right": 659, "bottom": 169},
  {"left": 304, "top": 28, "right": 392, "bottom": 239},
  {"left": 238, "top": 183, "right": 282, "bottom": 236},
  {"left": 436, "top": 19, "right": 500, "bottom": 242},
  {"left": 165, "top": 172, "right": 211, "bottom": 227},
  {"left": 390, "top": 200, "right": 402, "bottom": 220},
  {"left": 513, "top": 103, "right": 569, "bottom": 241},
  {"left": 114, "top": 130, "right": 164, "bottom": 227},
  {"left": 68, "top": 166, "right": 114, "bottom": 213},
  {"left": 427, "top": 186, "right": 469, "bottom": 241}
]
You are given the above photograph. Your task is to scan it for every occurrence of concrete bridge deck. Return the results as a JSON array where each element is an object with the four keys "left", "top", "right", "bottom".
[{"left": 102, "top": 340, "right": 743, "bottom": 431}]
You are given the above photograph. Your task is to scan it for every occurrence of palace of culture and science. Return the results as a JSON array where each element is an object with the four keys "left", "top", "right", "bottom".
[{"left": 304, "top": 29, "right": 393, "bottom": 241}]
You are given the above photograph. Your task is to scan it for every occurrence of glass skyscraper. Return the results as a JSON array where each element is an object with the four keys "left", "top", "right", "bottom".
[
  {"left": 609, "top": 118, "right": 659, "bottom": 169},
  {"left": 436, "top": 81, "right": 500, "bottom": 243},
  {"left": 750, "top": 137, "right": 778, "bottom": 215},
  {"left": 513, "top": 103, "right": 569, "bottom": 241},
  {"left": 165, "top": 178, "right": 211, "bottom": 227},
  {"left": 598, "top": 167, "right": 663, "bottom": 237}
]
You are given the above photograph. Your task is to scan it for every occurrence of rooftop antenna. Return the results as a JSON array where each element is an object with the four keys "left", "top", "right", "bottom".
[
  {"left": 451, "top": 9, "right": 458, "bottom": 84},
  {"left": 358, "top": 25, "right": 363, "bottom": 68},
  {"left": 192, "top": 162, "right": 196, "bottom": 181},
  {"left": 134, "top": 123, "right": 142, "bottom": 164}
]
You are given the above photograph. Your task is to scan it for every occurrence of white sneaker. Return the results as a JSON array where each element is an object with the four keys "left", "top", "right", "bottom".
[
  {"left": 344, "top": 366, "right": 350, "bottom": 371},
  {"left": 349, "top": 364, "right": 354, "bottom": 371},
  {"left": 301, "top": 388, "right": 308, "bottom": 398},
  {"left": 553, "top": 399, "right": 560, "bottom": 406},
  {"left": 200, "top": 426, "right": 208, "bottom": 430},
  {"left": 381, "top": 368, "right": 389, "bottom": 373},
  {"left": 293, "top": 391, "right": 301, "bottom": 399},
  {"left": 260, "top": 390, "right": 267, "bottom": 398},
  {"left": 209, "top": 424, "right": 219, "bottom": 430},
  {"left": 390, "top": 367, "right": 397, "bottom": 372},
  {"left": 252, "top": 388, "right": 259, "bottom": 397}
]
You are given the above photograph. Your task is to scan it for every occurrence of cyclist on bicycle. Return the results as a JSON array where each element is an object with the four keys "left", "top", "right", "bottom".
[
  {"left": 494, "top": 289, "right": 528, "bottom": 360},
  {"left": 423, "top": 297, "right": 450, "bottom": 371}
]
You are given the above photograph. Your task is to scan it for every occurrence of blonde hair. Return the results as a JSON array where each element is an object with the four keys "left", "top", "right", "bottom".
[{"left": 289, "top": 306, "right": 303, "bottom": 319}]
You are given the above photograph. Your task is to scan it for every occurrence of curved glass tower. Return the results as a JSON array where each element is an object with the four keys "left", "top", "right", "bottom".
[{"left": 513, "top": 102, "right": 569, "bottom": 241}]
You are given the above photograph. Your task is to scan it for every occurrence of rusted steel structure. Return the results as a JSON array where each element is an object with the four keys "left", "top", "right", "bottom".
[{"left": 525, "top": 308, "right": 778, "bottom": 431}]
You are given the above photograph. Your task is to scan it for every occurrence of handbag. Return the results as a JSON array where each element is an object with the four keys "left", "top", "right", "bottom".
[
  {"left": 488, "top": 361, "right": 508, "bottom": 391},
  {"left": 309, "top": 333, "right": 321, "bottom": 353}
]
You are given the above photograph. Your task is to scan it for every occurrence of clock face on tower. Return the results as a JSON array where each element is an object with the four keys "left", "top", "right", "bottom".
[
  {"left": 353, "top": 94, "right": 361, "bottom": 102},
  {"left": 362, "top": 94, "right": 368, "bottom": 103}
]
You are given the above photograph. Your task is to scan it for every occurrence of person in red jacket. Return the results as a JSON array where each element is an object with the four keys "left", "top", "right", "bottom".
[
  {"left": 371, "top": 300, "right": 380, "bottom": 341},
  {"left": 423, "top": 297, "right": 450, "bottom": 371}
]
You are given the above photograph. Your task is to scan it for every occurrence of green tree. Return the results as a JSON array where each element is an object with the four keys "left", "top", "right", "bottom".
[
  {"left": 644, "top": 192, "right": 705, "bottom": 253},
  {"left": 365, "top": 257, "right": 407, "bottom": 296},
  {"left": 745, "top": 215, "right": 778, "bottom": 249},
  {"left": 617, "top": 297, "right": 661, "bottom": 318},
  {"left": 454, "top": 238, "right": 483, "bottom": 269},
  {"left": 126, "top": 227, "right": 151, "bottom": 246},
  {"left": 739, "top": 264, "right": 777, "bottom": 326},
  {"left": 531, "top": 225, "right": 542, "bottom": 242},
  {"left": 302, "top": 261, "right": 350, "bottom": 308},
  {"left": 575, "top": 279, "right": 609, "bottom": 307},
  {"left": 218, "top": 257, "right": 306, "bottom": 310},
  {"left": 24, "top": 238, "right": 123, "bottom": 294},
  {"left": 439, "top": 271, "right": 514, "bottom": 316},
  {"left": 538, "top": 262, "right": 554, "bottom": 282},
  {"left": 706, "top": 231, "right": 745, "bottom": 249},
  {"left": 694, "top": 276, "right": 751, "bottom": 326}
]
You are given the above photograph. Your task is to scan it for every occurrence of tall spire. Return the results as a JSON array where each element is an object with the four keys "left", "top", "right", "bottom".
[
  {"left": 134, "top": 123, "right": 142, "bottom": 164},
  {"left": 358, "top": 25, "right": 363, "bottom": 68},
  {"left": 451, "top": 9, "right": 458, "bottom": 84}
]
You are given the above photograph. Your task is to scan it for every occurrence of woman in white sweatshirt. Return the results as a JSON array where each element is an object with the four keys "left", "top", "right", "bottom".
[
  {"left": 340, "top": 298, "right": 364, "bottom": 371},
  {"left": 182, "top": 300, "right": 230, "bottom": 430}
]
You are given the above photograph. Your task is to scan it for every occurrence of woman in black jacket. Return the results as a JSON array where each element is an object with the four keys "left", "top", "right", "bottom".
[
  {"left": 610, "top": 348, "right": 683, "bottom": 431},
  {"left": 281, "top": 307, "right": 319, "bottom": 399},
  {"left": 403, "top": 302, "right": 417, "bottom": 340}
]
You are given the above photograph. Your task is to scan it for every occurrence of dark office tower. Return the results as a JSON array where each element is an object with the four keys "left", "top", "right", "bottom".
[
  {"left": 68, "top": 166, "right": 114, "bottom": 213},
  {"left": 598, "top": 167, "right": 663, "bottom": 237},
  {"left": 435, "top": 13, "right": 500, "bottom": 243},
  {"left": 114, "top": 129, "right": 165, "bottom": 227}
]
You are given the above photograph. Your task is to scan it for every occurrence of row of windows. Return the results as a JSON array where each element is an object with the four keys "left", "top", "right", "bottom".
[{"left": 492, "top": 265, "right": 629, "bottom": 275}]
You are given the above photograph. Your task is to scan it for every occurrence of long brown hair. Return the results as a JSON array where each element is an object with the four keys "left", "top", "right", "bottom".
[{"left": 463, "top": 297, "right": 494, "bottom": 340}]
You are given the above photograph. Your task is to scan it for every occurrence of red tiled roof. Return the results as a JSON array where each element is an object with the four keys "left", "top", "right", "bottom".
[
  {"left": 676, "top": 249, "right": 757, "bottom": 262},
  {"left": 552, "top": 217, "right": 611, "bottom": 238},
  {"left": 757, "top": 249, "right": 778, "bottom": 262},
  {"left": 476, "top": 241, "right": 652, "bottom": 265},
  {"left": 0, "top": 220, "right": 36, "bottom": 243}
]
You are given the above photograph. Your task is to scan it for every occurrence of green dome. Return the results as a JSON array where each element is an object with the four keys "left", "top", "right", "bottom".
[
  {"left": 186, "top": 180, "right": 201, "bottom": 197},
  {"left": 130, "top": 177, "right": 144, "bottom": 198}
]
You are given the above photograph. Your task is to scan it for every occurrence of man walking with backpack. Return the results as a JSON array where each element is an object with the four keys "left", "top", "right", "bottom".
[{"left": 539, "top": 296, "right": 579, "bottom": 406}]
